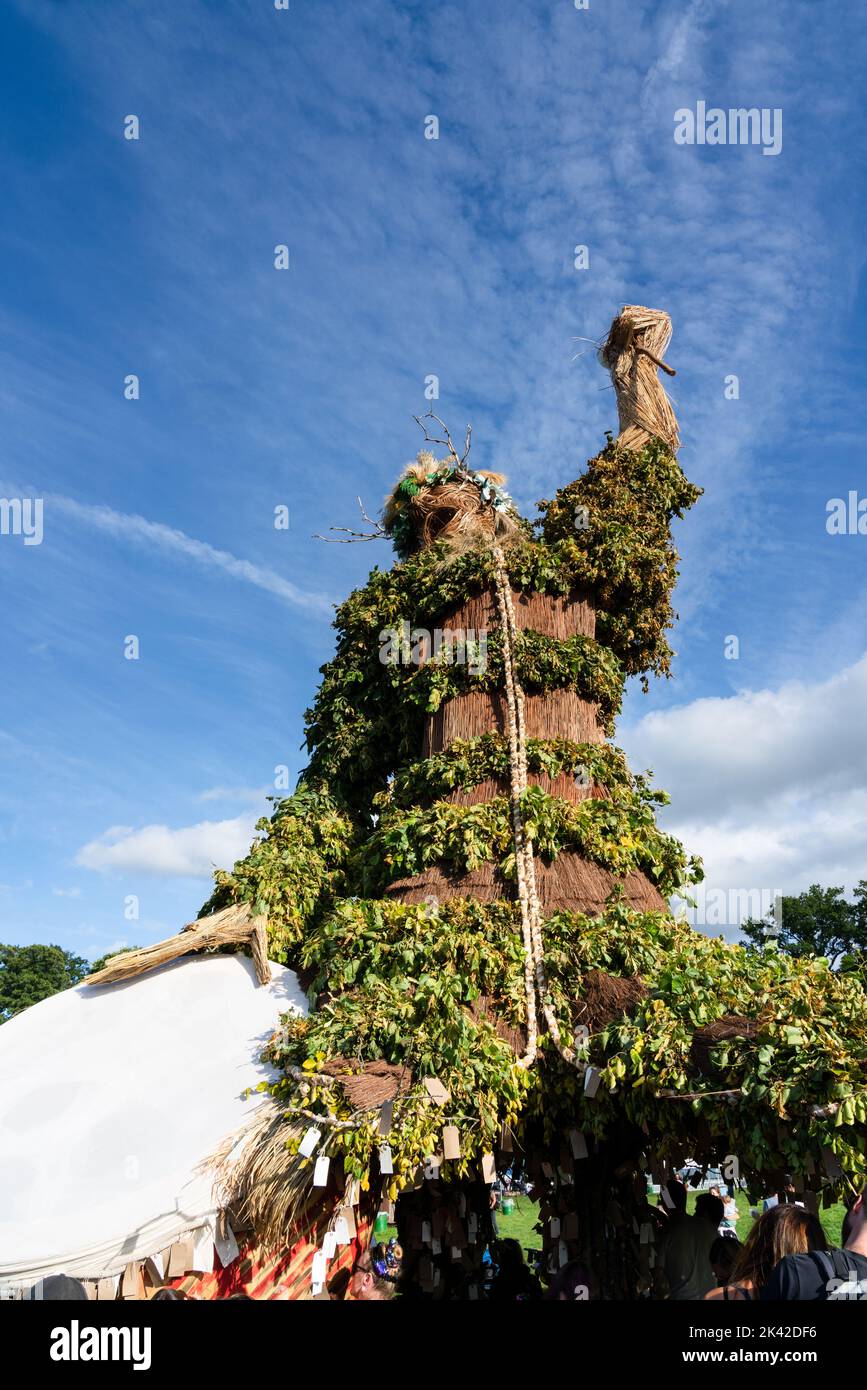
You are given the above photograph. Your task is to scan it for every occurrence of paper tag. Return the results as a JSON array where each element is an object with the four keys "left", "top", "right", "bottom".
[
  {"left": 145, "top": 1252, "right": 165, "bottom": 1282},
  {"left": 214, "top": 1223, "right": 240, "bottom": 1268},
  {"left": 311, "top": 1250, "right": 327, "bottom": 1286},
  {"left": 342, "top": 1204, "right": 357, "bottom": 1238},
  {"left": 422, "top": 1220, "right": 432, "bottom": 1244},
  {"left": 541, "top": 1161, "right": 555, "bottom": 1179},
  {"left": 97, "top": 1276, "right": 120, "bottom": 1301},
  {"left": 167, "top": 1241, "right": 193, "bottom": 1278},
  {"left": 334, "top": 1215, "right": 350, "bottom": 1246},
  {"left": 313, "top": 1153, "right": 331, "bottom": 1187},
  {"left": 379, "top": 1100, "right": 394, "bottom": 1135},
  {"left": 423, "top": 1076, "right": 451, "bottom": 1106},
  {"left": 583, "top": 1066, "right": 601, "bottom": 1098},
  {"left": 550, "top": 1217, "right": 561, "bottom": 1239},
  {"left": 322, "top": 1230, "right": 337, "bottom": 1260},
  {"left": 191, "top": 1227, "right": 215, "bottom": 1272},
  {"left": 431, "top": 1237, "right": 442, "bottom": 1255},
  {"left": 481, "top": 1152, "right": 497, "bottom": 1184},
  {"left": 500, "top": 1125, "right": 513, "bottom": 1153},
  {"left": 640, "top": 1221, "right": 654, "bottom": 1246},
  {"left": 468, "top": 1213, "right": 478, "bottom": 1241},
  {"left": 451, "top": 1246, "right": 462, "bottom": 1261},
  {"left": 379, "top": 1144, "right": 394, "bottom": 1175},
  {"left": 458, "top": 1192, "right": 467, "bottom": 1218},
  {"left": 558, "top": 1239, "right": 569, "bottom": 1268},
  {"left": 344, "top": 1177, "right": 361, "bottom": 1207},
  {"left": 568, "top": 1128, "right": 588, "bottom": 1160},
  {"left": 660, "top": 1184, "right": 675, "bottom": 1211},
  {"left": 442, "top": 1125, "right": 461, "bottom": 1161},
  {"left": 299, "top": 1126, "right": 322, "bottom": 1158}
]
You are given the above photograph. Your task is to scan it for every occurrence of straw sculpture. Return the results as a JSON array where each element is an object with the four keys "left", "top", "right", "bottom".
[{"left": 599, "top": 304, "right": 680, "bottom": 451}]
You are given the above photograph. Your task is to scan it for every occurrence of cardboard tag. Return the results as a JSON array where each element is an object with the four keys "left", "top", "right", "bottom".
[
  {"left": 568, "top": 1128, "right": 588, "bottom": 1160},
  {"left": 313, "top": 1153, "right": 331, "bottom": 1186},
  {"left": 342, "top": 1204, "right": 357, "bottom": 1238},
  {"left": 214, "top": 1223, "right": 240, "bottom": 1269},
  {"left": 144, "top": 1253, "right": 165, "bottom": 1283},
  {"left": 422, "top": 1220, "right": 432, "bottom": 1244},
  {"left": 481, "top": 1152, "right": 497, "bottom": 1184},
  {"left": 468, "top": 1213, "right": 478, "bottom": 1241},
  {"left": 451, "top": 1246, "right": 462, "bottom": 1261},
  {"left": 422, "top": 1076, "right": 451, "bottom": 1106},
  {"left": 97, "top": 1276, "right": 119, "bottom": 1301},
  {"left": 379, "top": 1144, "right": 394, "bottom": 1175},
  {"left": 299, "top": 1126, "right": 322, "bottom": 1158},
  {"left": 379, "top": 1100, "right": 394, "bottom": 1135},
  {"left": 500, "top": 1125, "right": 513, "bottom": 1153},
  {"left": 322, "top": 1230, "right": 337, "bottom": 1260},
  {"left": 334, "top": 1215, "right": 350, "bottom": 1246},
  {"left": 167, "top": 1241, "right": 194, "bottom": 1278},
  {"left": 442, "top": 1125, "right": 461, "bottom": 1161},
  {"left": 640, "top": 1221, "right": 654, "bottom": 1246},
  {"left": 550, "top": 1217, "right": 561, "bottom": 1238},
  {"left": 558, "top": 1239, "right": 569, "bottom": 1268},
  {"left": 583, "top": 1066, "right": 601, "bottom": 1098},
  {"left": 120, "top": 1263, "right": 143, "bottom": 1300},
  {"left": 345, "top": 1177, "right": 361, "bottom": 1207},
  {"left": 431, "top": 1237, "right": 442, "bottom": 1255}
]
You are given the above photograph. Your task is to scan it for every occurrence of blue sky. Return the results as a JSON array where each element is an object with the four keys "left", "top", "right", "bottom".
[{"left": 1, "top": 0, "right": 866, "bottom": 959}]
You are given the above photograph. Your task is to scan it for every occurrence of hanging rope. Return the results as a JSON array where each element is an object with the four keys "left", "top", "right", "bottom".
[{"left": 491, "top": 545, "right": 576, "bottom": 1068}]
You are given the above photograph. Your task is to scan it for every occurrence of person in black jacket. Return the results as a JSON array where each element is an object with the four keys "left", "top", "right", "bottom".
[{"left": 761, "top": 1191, "right": 867, "bottom": 1299}]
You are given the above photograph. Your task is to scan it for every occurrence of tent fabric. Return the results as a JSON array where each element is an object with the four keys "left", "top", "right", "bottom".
[{"left": 0, "top": 953, "right": 307, "bottom": 1291}]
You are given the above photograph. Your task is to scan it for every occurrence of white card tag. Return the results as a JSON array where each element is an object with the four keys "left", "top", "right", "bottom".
[
  {"left": 322, "top": 1231, "right": 337, "bottom": 1260},
  {"left": 550, "top": 1217, "right": 561, "bottom": 1238},
  {"left": 334, "top": 1216, "right": 350, "bottom": 1245},
  {"left": 344, "top": 1177, "right": 360, "bottom": 1207},
  {"left": 379, "top": 1144, "right": 394, "bottom": 1175},
  {"left": 583, "top": 1066, "right": 601, "bottom": 1098},
  {"left": 640, "top": 1221, "right": 654, "bottom": 1245},
  {"left": 468, "top": 1214, "right": 478, "bottom": 1241},
  {"left": 558, "top": 1239, "right": 569, "bottom": 1267},
  {"left": 313, "top": 1154, "right": 330, "bottom": 1186},
  {"left": 214, "top": 1222, "right": 240, "bottom": 1268},
  {"left": 191, "top": 1228, "right": 214, "bottom": 1272},
  {"left": 311, "top": 1250, "right": 327, "bottom": 1286},
  {"left": 299, "top": 1126, "right": 322, "bottom": 1158},
  {"left": 431, "top": 1237, "right": 442, "bottom": 1255}
]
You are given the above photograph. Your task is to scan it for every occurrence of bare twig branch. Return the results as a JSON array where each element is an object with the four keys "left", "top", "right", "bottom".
[
  {"left": 314, "top": 495, "right": 387, "bottom": 545},
  {"left": 413, "top": 409, "right": 473, "bottom": 469}
]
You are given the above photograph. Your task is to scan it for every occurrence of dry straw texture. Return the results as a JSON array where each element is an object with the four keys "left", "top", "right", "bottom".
[{"left": 600, "top": 305, "right": 680, "bottom": 451}]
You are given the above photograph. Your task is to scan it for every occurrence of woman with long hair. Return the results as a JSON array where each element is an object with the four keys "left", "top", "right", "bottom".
[{"left": 705, "top": 1203, "right": 828, "bottom": 1301}]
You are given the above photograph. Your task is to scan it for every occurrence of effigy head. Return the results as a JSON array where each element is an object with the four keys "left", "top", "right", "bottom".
[
  {"left": 383, "top": 451, "right": 520, "bottom": 560},
  {"left": 599, "top": 305, "right": 680, "bottom": 452}
]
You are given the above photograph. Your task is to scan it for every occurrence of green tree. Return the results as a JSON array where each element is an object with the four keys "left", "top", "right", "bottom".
[
  {"left": 87, "top": 945, "right": 140, "bottom": 976},
  {"left": 741, "top": 882, "right": 867, "bottom": 965},
  {"left": 0, "top": 943, "right": 90, "bottom": 1022}
]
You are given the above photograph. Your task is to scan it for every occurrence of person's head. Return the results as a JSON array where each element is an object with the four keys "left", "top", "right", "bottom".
[
  {"left": 349, "top": 1246, "right": 393, "bottom": 1301},
  {"left": 28, "top": 1274, "right": 89, "bottom": 1301},
  {"left": 696, "top": 1192, "right": 725, "bottom": 1228},
  {"left": 842, "top": 1190, "right": 867, "bottom": 1247},
  {"left": 152, "top": 1286, "right": 188, "bottom": 1300},
  {"left": 495, "top": 1238, "right": 526, "bottom": 1273},
  {"left": 709, "top": 1185, "right": 722, "bottom": 1199},
  {"left": 709, "top": 1236, "right": 741, "bottom": 1284},
  {"left": 731, "top": 1203, "right": 827, "bottom": 1293}
]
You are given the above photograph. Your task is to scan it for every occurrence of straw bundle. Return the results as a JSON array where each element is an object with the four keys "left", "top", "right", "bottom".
[
  {"left": 383, "top": 453, "right": 519, "bottom": 558},
  {"left": 207, "top": 1103, "right": 313, "bottom": 1252},
  {"left": 82, "top": 902, "right": 271, "bottom": 987},
  {"left": 599, "top": 305, "right": 680, "bottom": 451}
]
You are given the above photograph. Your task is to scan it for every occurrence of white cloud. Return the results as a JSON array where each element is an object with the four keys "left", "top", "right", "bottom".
[
  {"left": 52, "top": 887, "right": 82, "bottom": 898},
  {"left": 49, "top": 496, "right": 335, "bottom": 617},
  {"left": 622, "top": 654, "right": 867, "bottom": 919},
  {"left": 76, "top": 816, "right": 257, "bottom": 878}
]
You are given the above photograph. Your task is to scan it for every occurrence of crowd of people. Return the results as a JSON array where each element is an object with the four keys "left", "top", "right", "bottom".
[
  {"left": 660, "top": 1177, "right": 867, "bottom": 1301},
  {"left": 22, "top": 1180, "right": 867, "bottom": 1302}
]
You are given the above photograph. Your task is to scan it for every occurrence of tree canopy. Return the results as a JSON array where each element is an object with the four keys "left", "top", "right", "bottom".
[
  {"left": 0, "top": 943, "right": 90, "bottom": 1022},
  {"left": 741, "top": 883, "right": 867, "bottom": 966}
]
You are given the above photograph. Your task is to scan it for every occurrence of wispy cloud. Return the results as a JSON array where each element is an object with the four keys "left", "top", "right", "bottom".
[
  {"left": 76, "top": 816, "right": 257, "bottom": 877},
  {"left": 49, "top": 496, "right": 335, "bottom": 616}
]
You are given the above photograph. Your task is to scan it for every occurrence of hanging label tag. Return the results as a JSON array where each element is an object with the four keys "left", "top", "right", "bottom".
[
  {"left": 422, "top": 1220, "right": 432, "bottom": 1244},
  {"left": 481, "top": 1152, "right": 497, "bottom": 1184},
  {"left": 422, "top": 1076, "right": 451, "bottom": 1106},
  {"left": 431, "top": 1237, "right": 442, "bottom": 1255},
  {"left": 311, "top": 1250, "right": 327, "bottom": 1287},
  {"left": 214, "top": 1223, "right": 240, "bottom": 1269},
  {"left": 334, "top": 1215, "right": 350, "bottom": 1245},
  {"left": 660, "top": 1183, "right": 675, "bottom": 1210},
  {"left": 500, "top": 1125, "right": 513, "bottom": 1153},
  {"left": 192, "top": 1227, "right": 215, "bottom": 1272},
  {"left": 342, "top": 1204, "right": 357, "bottom": 1238},
  {"left": 442, "top": 1125, "right": 461, "bottom": 1161},
  {"left": 558, "top": 1239, "right": 569, "bottom": 1267},
  {"left": 322, "top": 1230, "right": 337, "bottom": 1260},
  {"left": 568, "top": 1128, "right": 588, "bottom": 1160},
  {"left": 299, "top": 1126, "right": 322, "bottom": 1158},
  {"left": 379, "top": 1100, "right": 394, "bottom": 1135},
  {"left": 550, "top": 1216, "right": 561, "bottom": 1239},
  {"left": 344, "top": 1177, "right": 361, "bottom": 1207},
  {"left": 379, "top": 1144, "right": 394, "bottom": 1175},
  {"left": 640, "top": 1221, "right": 654, "bottom": 1245},
  {"left": 583, "top": 1066, "right": 601, "bottom": 1098},
  {"left": 313, "top": 1153, "right": 330, "bottom": 1186}
]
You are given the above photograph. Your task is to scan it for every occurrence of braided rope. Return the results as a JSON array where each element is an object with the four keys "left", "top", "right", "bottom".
[{"left": 491, "top": 547, "right": 576, "bottom": 1068}]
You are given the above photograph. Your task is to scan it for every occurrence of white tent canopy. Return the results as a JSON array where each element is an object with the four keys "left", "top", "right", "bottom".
[{"left": 0, "top": 953, "right": 307, "bottom": 1292}]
